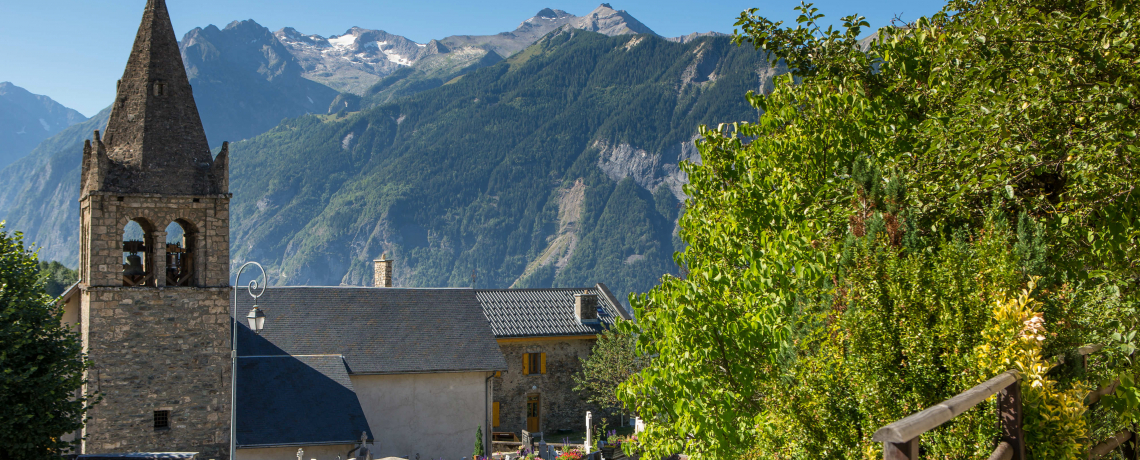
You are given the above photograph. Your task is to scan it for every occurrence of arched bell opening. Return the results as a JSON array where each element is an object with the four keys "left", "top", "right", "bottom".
[
  {"left": 164, "top": 220, "right": 196, "bottom": 286},
  {"left": 122, "top": 219, "right": 156, "bottom": 287}
]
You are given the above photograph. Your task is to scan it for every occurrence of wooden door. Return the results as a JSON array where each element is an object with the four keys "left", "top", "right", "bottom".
[{"left": 527, "top": 393, "right": 540, "bottom": 432}]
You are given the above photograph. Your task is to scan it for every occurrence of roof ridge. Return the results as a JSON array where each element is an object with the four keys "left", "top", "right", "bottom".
[
  {"left": 262, "top": 286, "right": 474, "bottom": 290},
  {"left": 474, "top": 287, "right": 595, "bottom": 292}
]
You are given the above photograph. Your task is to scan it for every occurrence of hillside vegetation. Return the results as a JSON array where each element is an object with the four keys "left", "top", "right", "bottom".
[{"left": 229, "top": 29, "right": 776, "bottom": 301}]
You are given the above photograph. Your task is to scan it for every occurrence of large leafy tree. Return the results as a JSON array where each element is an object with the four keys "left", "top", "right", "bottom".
[
  {"left": 0, "top": 224, "right": 91, "bottom": 459},
  {"left": 619, "top": 0, "right": 1140, "bottom": 458}
]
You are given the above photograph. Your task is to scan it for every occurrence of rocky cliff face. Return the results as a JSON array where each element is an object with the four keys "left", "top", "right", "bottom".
[{"left": 0, "top": 82, "right": 86, "bottom": 170}]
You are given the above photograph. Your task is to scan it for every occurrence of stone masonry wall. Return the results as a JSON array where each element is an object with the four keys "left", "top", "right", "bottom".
[
  {"left": 493, "top": 338, "right": 598, "bottom": 435},
  {"left": 80, "top": 193, "right": 229, "bottom": 288},
  {"left": 81, "top": 286, "right": 231, "bottom": 459}
]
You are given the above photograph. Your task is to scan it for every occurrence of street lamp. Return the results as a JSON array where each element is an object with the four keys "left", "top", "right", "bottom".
[
  {"left": 246, "top": 306, "right": 266, "bottom": 333},
  {"left": 232, "top": 261, "right": 266, "bottom": 460}
]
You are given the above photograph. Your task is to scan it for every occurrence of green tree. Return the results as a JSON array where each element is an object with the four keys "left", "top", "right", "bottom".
[
  {"left": 38, "top": 261, "right": 77, "bottom": 298},
  {"left": 474, "top": 425, "right": 485, "bottom": 458},
  {"left": 572, "top": 322, "right": 645, "bottom": 417},
  {"left": 0, "top": 225, "right": 92, "bottom": 459},
  {"left": 619, "top": 0, "right": 1140, "bottom": 458}
]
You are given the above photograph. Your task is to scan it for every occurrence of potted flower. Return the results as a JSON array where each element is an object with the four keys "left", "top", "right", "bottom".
[
  {"left": 557, "top": 449, "right": 583, "bottom": 460},
  {"left": 600, "top": 430, "right": 619, "bottom": 458}
]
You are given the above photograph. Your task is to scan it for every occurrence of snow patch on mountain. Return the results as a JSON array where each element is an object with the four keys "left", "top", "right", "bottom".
[
  {"left": 329, "top": 34, "right": 358, "bottom": 48},
  {"left": 275, "top": 26, "right": 444, "bottom": 94}
]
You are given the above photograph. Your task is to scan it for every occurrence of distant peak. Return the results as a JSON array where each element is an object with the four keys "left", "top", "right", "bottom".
[
  {"left": 222, "top": 19, "right": 267, "bottom": 34},
  {"left": 600, "top": 3, "right": 613, "bottom": 8},
  {"left": 536, "top": 8, "right": 558, "bottom": 18}
]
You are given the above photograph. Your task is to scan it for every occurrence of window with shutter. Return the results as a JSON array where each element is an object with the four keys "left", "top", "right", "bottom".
[
  {"left": 522, "top": 353, "right": 530, "bottom": 375},
  {"left": 528, "top": 352, "right": 542, "bottom": 375},
  {"left": 493, "top": 402, "right": 500, "bottom": 427}
]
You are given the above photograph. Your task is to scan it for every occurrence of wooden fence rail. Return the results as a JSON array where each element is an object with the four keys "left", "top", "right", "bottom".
[
  {"left": 871, "top": 345, "right": 1137, "bottom": 460},
  {"left": 871, "top": 370, "right": 1024, "bottom": 459}
]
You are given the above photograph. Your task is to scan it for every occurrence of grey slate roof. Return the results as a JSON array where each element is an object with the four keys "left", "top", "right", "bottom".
[
  {"left": 235, "top": 355, "right": 371, "bottom": 448},
  {"left": 77, "top": 455, "right": 197, "bottom": 459},
  {"left": 475, "top": 283, "right": 633, "bottom": 338},
  {"left": 235, "top": 287, "right": 507, "bottom": 374}
]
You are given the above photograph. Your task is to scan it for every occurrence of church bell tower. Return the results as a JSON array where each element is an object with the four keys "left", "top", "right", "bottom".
[{"left": 76, "top": 0, "right": 230, "bottom": 456}]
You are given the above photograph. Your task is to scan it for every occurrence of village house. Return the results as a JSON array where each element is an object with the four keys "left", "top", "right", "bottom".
[
  {"left": 477, "top": 284, "right": 633, "bottom": 436},
  {"left": 232, "top": 279, "right": 507, "bottom": 460}
]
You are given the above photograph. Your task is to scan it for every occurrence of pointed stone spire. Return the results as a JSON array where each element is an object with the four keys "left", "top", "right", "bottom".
[{"left": 95, "top": 0, "right": 219, "bottom": 195}]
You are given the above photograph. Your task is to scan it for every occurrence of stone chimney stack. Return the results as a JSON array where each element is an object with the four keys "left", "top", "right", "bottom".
[
  {"left": 373, "top": 254, "right": 393, "bottom": 287},
  {"left": 575, "top": 291, "right": 599, "bottom": 323}
]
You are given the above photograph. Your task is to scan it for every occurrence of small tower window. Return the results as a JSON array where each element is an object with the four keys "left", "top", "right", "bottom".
[
  {"left": 153, "top": 82, "right": 165, "bottom": 96},
  {"left": 123, "top": 219, "right": 154, "bottom": 287},
  {"left": 154, "top": 410, "right": 170, "bottom": 430},
  {"left": 165, "top": 221, "right": 195, "bottom": 286}
]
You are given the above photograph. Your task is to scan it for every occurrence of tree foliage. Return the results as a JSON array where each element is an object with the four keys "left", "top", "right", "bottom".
[
  {"left": 38, "top": 260, "right": 77, "bottom": 298},
  {"left": 0, "top": 224, "right": 91, "bottom": 459},
  {"left": 572, "top": 321, "right": 645, "bottom": 416},
  {"left": 619, "top": 0, "right": 1140, "bottom": 458}
]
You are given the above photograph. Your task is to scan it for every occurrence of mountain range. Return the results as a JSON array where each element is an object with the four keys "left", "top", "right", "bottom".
[
  {"left": 0, "top": 82, "right": 86, "bottom": 170},
  {"left": 0, "top": 4, "right": 771, "bottom": 302}
]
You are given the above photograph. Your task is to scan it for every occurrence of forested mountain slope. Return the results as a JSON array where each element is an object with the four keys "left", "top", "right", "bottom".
[{"left": 229, "top": 30, "right": 778, "bottom": 302}]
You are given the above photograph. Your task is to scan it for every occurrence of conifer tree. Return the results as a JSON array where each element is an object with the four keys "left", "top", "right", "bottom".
[{"left": 473, "top": 425, "right": 485, "bottom": 459}]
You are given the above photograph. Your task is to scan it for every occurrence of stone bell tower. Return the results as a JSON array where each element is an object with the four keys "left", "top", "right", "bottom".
[{"left": 76, "top": 0, "right": 230, "bottom": 456}]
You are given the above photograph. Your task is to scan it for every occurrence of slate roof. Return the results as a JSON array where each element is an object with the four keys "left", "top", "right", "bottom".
[
  {"left": 77, "top": 455, "right": 197, "bottom": 459},
  {"left": 475, "top": 283, "right": 633, "bottom": 338},
  {"left": 235, "top": 287, "right": 507, "bottom": 374},
  {"left": 235, "top": 355, "right": 371, "bottom": 448}
]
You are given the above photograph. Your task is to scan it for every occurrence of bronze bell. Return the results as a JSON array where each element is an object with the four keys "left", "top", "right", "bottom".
[{"left": 124, "top": 254, "right": 145, "bottom": 277}]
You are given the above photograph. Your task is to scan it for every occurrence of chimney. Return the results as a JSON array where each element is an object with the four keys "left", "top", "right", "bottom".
[
  {"left": 575, "top": 291, "right": 599, "bottom": 323},
  {"left": 373, "top": 254, "right": 393, "bottom": 287}
]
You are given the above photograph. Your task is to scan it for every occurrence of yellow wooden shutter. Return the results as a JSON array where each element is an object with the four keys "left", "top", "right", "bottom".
[
  {"left": 540, "top": 353, "right": 547, "bottom": 374},
  {"left": 522, "top": 353, "right": 530, "bottom": 375},
  {"left": 493, "top": 402, "right": 500, "bottom": 427}
]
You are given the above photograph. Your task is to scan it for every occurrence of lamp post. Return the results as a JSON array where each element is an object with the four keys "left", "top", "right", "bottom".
[{"left": 232, "top": 262, "right": 267, "bottom": 460}]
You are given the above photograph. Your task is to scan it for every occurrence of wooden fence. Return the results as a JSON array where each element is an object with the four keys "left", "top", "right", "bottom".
[{"left": 871, "top": 345, "right": 1137, "bottom": 460}]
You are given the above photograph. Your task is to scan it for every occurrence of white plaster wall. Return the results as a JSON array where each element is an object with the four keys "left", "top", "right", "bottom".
[
  {"left": 237, "top": 444, "right": 355, "bottom": 460},
  {"left": 351, "top": 371, "right": 491, "bottom": 460}
]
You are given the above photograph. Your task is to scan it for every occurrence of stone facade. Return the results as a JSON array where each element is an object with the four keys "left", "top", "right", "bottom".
[
  {"left": 80, "top": 286, "right": 231, "bottom": 458},
  {"left": 82, "top": 0, "right": 223, "bottom": 197},
  {"left": 79, "top": 193, "right": 230, "bottom": 288},
  {"left": 77, "top": 193, "right": 233, "bottom": 459},
  {"left": 493, "top": 337, "right": 597, "bottom": 435}
]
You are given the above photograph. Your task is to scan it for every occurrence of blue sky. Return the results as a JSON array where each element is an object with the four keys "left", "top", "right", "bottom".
[{"left": 0, "top": 0, "right": 945, "bottom": 117}]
